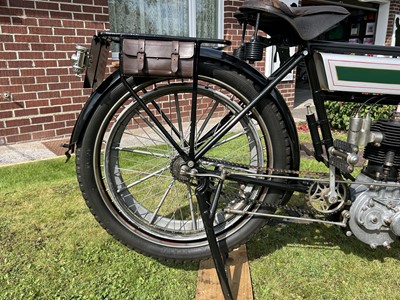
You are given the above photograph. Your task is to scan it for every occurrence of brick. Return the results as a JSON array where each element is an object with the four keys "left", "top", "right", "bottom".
[
  {"left": 36, "top": 76, "right": 60, "bottom": 84},
  {"left": 32, "top": 130, "right": 56, "bottom": 140},
  {"left": 18, "top": 52, "right": 44, "bottom": 60},
  {"left": 51, "top": 98, "right": 72, "bottom": 106},
  {"left": 14, "top": 34, "right": 40, "bottom": 43},
  {"left": 34, "top": 60, "right": 58, "bottom": 68},
  {"left": 9, "top": 60, "right": 36, "bottom": 70},
  {"left": 0, "top": 111, "right": 13, "bottom": 119},
  {"left": 14, "top": 108, "right": 39, "bottom": 117},
  {"left": 31, "top": 116, "right": 54, "bottom": 124},
  {"left": 62, "top": 104, "right": 83, "bottom": 112},
  {"left": 58, "top": 59, "right": 76, "bottom": 67},
  {"left": 20, "top": 124, "right": 43, "bottom": 134},
  {"left": 73, "top": 13, "right": 94, "bottom": 21},
  {"left": 25, "top": 100, "right": 50, "bottom": 108},
  {"left": 44, "top": 121, "right": 66, "bottom": 130},
  {"left": 4, "top": 43, "right": 30, "bottom": 51},
  {"left": 55, "top": 44, "right": 76, "bottom": 52},
  {"left": 0, "top": 69, "right": 20, "bottom": 78},
  {"left": 38, "top": 19, "right": 62, "bottom": 27},
  {"left": 63, "top": 36, "right": 86, "bottom": 44},
  {"left": 0, "top": 52, "right": 17, "bottom": 60},
  {"left": 37, "top": 91, "right": 61, "bottom": 99},
  {"left": 0, "top": 8, "right": 24, "bottom": 16},
  {"left": 54, "top": 27, "right": 76, "bottom": 36},
  {"left": 35, "top": 1, "right": 60, "bottom": 10},
  {"left": 76, "top": 29, "right": 96, "bottom": 36},
  {"left": 1, "top": 25, "right": 27, "bottom": 34},
  {"left": 48, "top": 82, "right": 69, "bottom": 91},
  {"left": 74, "top": 0, "right": 93, "bottom": 4},
  {"left": 50, "top": 11, "right": 73, "bottom": 19},
  {"left": 0, "top": 128, "right": 19, "bottom": 136},
  {"left": 0, "top": 16, "right": 11, "bottom": 24},
  {"left": 12, "top": 16, "right": 38, "bottom": 26},
  {"left": 46, "top": 68, "right": 68, "bottom": 76},
  {"left": 28, "top": 26, "right": 52, "bottom": 35},
  {"left": 24, "top": 9, "right": 50, "bottom": 18},
  {"left": 20, "top": 68, "right": 45, "bottom": 76},
  {"left": 95, "top": 14, "right": 108, "bottom": 22},
  {"left": 61, "top": 3, "right": 83, "bottom": 12},
  {"left": 0, "top": 34, "right": 13, "bottom": 43},
  {"left": 0, "top": 85, "right": 23, "bottom": 94},
  {"left": 62, "top": 20, "right": 85, "bottom": 28},
  {"left": 93, "top": 0, "right": 107, "bottom": 5},
  {"left": 0, "top": 77, "right": 9, "bottom": 85},
  {"left": 60, "top": 90, "right": 82, "bottom": 98},
  {"left": 56, "top": 127, "right": 72, "bottom": 136},
  {"left": 24, "top": 84, "right": 48, "bottom": 92},
  {"left": 31, "top": 43, "right": 55, "bottom": 51},
  {"left": 40, "top": 36, "right": 63, "bottom": 44},
  {"left": 84, "top": 21, "right": 105, "bottom": 29},
  {"left": 5, "top": 118, "right": 30, "bottom": 127},
  {"left": 44, "top": 52, "right": 67, "bottom": 59},
  {"left": 55, "top": 113, "right": 75, "bottom": 122},
  {"left": 11, "top": 92, "right": 38, "bottom": 101},
  {"left": 40, "top": 106, "right": 62, "bottom": 114},
  {"left": 11, "top": 0, "right": 35, "bottom": 8},
  {"left": 10, "top": 76, "right": 36, "bottom": 85},
  {"left": 83, "top": 5, "right": 102, "bottom": 13},
  {"left": 7, "top": 133, "right": 32, "bottom": 144}
]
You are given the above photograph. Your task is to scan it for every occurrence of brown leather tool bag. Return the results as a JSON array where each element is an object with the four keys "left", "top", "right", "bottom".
[{"left": 121, "top": 39, "right": 195, "bottom": 78}]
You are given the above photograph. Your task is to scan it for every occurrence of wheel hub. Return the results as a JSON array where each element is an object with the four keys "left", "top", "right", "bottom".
[{"left": 170, "top": 156, "right": 191, "bottom": 182}]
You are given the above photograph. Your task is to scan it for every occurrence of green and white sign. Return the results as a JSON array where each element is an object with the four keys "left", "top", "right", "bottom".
[{"left": 317, "top": 53, "right": 400, "bottom": 95}]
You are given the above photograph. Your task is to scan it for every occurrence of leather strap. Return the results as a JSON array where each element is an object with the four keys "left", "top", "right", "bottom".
[
  {"left": 171, "top": 40, "right": 179, "bottom": 74},
  {"left": 137, "top": 39, "right": 145, "bottom": 72}
]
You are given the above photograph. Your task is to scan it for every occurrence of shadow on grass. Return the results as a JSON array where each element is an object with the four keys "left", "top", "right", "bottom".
[{"left": 246, "top": 220, "right": 400, "bottom": 262}]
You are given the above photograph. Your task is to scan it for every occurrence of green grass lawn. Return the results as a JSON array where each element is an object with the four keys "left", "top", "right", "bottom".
[{"left": 1, "top": 152, "right": 400, "bottom": 299}]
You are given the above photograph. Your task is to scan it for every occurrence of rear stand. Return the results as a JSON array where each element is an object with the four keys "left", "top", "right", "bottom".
[{"left": 196, "top": 176, "right": 234, "bottom": 300}]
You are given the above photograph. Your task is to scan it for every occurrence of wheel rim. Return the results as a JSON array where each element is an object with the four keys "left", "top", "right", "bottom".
[{"left": 94, "top": 78, "right": 273, "bottom": 245}]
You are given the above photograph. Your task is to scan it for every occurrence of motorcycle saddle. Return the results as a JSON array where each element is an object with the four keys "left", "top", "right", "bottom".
[{"left": 236, "top": 0, "right": 350, "bottom": 43}]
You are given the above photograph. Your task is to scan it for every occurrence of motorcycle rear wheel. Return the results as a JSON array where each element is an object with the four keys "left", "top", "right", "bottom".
[{"left": 76, "top": 61, "right": 292, "bottom": 261}]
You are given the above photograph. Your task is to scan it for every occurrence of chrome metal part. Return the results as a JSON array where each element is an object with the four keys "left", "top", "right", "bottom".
[
  {"left": 347, "top": 114, "right": 383, "bottom": 147},
  {"left": 70, "top": 45, "right": 89, "bottom": 77},
  {"left": 349, "top": 173, "right": 400, "bottom": 249},
  {"left": 307, "top": 178, "right": 347, "bottom": 214},
  {"left": 224, "top": 208, "right": 349, "bottom": 227}
]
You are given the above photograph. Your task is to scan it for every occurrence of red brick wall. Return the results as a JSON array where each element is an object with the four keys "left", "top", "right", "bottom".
[
  {"left": 0, "top": 0, "right": 295, "bottom": 145},
  {"left": 223, "top": 0, "right": 296, "bottom": 108},
  {"left": 386, "top": 0, "right": 400, "bottom": 46},
  {"left": 0, "top": 0, "right": 109, "bottom": 144}
]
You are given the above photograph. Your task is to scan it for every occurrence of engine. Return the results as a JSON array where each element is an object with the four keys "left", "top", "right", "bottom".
[{"left": 349, "top": 114, "right": 400, "bottom": 249}]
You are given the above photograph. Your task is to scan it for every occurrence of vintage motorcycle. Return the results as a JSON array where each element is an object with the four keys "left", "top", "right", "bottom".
[{"left": 68, "top": 0, "right": 400, "bottom": 296}]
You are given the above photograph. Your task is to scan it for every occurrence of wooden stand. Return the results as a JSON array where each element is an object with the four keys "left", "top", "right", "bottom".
[{"left": 196, "top": 245, "right": 253, "bottom": 300}]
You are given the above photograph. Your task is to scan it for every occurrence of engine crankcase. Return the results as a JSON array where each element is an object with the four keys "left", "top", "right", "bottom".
[{"left": 349, "top": 173, "right": 400, "bottom": 249}]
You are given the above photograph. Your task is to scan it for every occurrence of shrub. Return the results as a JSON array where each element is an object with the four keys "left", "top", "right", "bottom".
[{"left": 325, "top": 101, "right": 396, "bottom": 130}]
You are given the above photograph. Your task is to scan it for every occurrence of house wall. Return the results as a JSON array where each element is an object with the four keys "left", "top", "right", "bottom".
[
  {"left": 5, "top": 0, "right": 396, "bottom": 145},
  {"left": 386, "top": 0, "right": 400, "bottom": 45},
  {"left": 0, "top": 0, "right": 109, "bottom": 144}
]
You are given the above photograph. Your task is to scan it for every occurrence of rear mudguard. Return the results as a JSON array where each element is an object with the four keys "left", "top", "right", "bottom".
[{"left": 68, "top": 47, "right": 300, "bottom": 170}]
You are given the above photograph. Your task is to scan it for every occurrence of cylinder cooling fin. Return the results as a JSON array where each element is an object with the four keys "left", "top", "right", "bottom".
[{"left": 363, "top": 118, "right": 400, "bottom": 181}]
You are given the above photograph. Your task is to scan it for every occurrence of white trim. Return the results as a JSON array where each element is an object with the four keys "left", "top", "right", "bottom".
[
  {"left": 375, "top": 2, "right": 390, "bottom": 45},
  {"left": 218, "top": 0, "right": 224, "bottom": 39},
  {"left": 188, "top": 0, "right": 197, "bottom": 37}
]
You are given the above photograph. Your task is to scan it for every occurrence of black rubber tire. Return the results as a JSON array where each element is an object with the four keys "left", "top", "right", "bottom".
[{"left": 76, "top": 60, "right": 292, "bottom": 261}]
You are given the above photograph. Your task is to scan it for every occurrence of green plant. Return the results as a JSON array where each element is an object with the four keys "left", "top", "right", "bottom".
[{"left": 325, "top": 101, "right": 396, "bottom": 130}]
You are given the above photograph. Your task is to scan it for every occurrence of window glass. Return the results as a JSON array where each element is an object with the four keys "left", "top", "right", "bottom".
[{"left": 108, "top": 0, "right": 190, "bottom": 36}]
